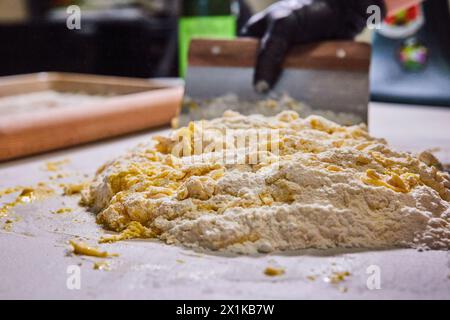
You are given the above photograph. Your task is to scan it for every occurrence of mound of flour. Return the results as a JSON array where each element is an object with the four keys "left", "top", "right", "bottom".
[{"left": 84, "top": 111, "right": 450, "bottom": 253}]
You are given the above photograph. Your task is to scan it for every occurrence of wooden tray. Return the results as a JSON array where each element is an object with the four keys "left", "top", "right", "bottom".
[{"left": 0, "top": 72, "right": 183, "bottom": 161}]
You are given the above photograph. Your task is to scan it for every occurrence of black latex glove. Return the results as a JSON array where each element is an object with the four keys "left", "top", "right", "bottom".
[{"left": 240, "top": 0, "right": 386, "bottom": 92}]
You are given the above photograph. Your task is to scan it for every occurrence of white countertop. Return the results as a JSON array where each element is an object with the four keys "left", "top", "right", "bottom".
[
  {"left": 369, "top": 102, "right": 450, "bottom": 168},
  {"left": 0, "top": 102, "right": 449, "bottom": 300}
]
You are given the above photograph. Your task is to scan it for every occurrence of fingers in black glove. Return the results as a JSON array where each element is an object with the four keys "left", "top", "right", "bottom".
[
  {"left": 242, "top": 4, "right": 298, "bottom": 93},
  {"left": 239, "top": 0, "right": 387, "bottom": 93},
  {"left": 240, "top": 1, "right": 308, "bottom": 93},
  {"left": 254, "top": 17, "right": 295, "bottom": 93},
  {"left": 240, "top": 10, "right": 267, "bottom": 38}
]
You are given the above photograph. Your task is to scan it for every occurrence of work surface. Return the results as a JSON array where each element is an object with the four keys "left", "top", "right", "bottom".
[{"left": 1, "top": 102, "right": 449, "bottom": 300}]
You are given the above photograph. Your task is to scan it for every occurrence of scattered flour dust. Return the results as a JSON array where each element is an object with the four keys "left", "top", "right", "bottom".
[
  {"left": 83, "top": 111, "right": 450, "bottom": 254},
  {"left": 0, "top": 91, "right": 107, "bottom": 116}
]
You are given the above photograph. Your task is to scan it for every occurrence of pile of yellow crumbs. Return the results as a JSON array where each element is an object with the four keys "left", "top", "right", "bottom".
[{"left": 82, "top": 110, "right": 450, "bottom": 253}]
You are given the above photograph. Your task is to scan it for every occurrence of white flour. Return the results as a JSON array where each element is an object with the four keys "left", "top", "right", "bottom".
[
  {"left": 183, "top": 93, "right": 363, "bottom": 126},
  {"left": 0, "top": 90, "right": 107, "bottom": 116},
  {"left": 85, "top": 111, "right": 450, "bottom": 254}
]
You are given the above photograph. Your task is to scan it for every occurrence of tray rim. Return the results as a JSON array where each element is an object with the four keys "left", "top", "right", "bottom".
[
  {"left": 0, "top": 72, "right": 174, "bottom": 92},
  {"left": 0, "top": 72, "right": 184, "bottom": 162}
]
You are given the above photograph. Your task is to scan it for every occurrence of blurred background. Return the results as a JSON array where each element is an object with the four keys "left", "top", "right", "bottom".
[
  {"left": 0, "top": 0, "right": 180, "bottom": 78},
  {"left": 0, "top": 0, "right": 449, "bottom": 106}
]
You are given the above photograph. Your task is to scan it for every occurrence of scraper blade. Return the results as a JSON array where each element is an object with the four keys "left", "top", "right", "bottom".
[{"left": 179, "top": 38, "right": 371, "bottom": 127}]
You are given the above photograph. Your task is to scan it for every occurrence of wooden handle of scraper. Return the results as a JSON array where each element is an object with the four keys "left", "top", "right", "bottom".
[{"left": 189, "top": 38, "right": 371, "bottom": 72}]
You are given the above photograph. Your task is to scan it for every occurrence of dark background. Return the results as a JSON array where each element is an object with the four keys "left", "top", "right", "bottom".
[
  {"left": 0, "top": 0, "right": 180, "bottom": 78},
  {"left": 0, "top": 0, "right": 449, "bottom": 106},
  {"left": 0, "top": 0, "right": 252, "bottom": 78}
]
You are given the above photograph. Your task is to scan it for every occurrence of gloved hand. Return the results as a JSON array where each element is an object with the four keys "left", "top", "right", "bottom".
[{"left": 240, "top": 0, "right": 387, "bottom": 92}]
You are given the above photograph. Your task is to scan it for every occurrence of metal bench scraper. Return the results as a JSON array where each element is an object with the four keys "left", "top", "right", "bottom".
[{"left": 179, "top": 38, "right": 371, "bottom": 127}]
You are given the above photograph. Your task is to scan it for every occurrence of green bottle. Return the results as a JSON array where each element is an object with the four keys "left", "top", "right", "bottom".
[{"left": 179, "top": 0, "right": 237, "bottom": 78}]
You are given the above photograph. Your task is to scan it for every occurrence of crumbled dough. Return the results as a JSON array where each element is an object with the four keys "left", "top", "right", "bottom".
[
  {"left": 3, "top": 219, "right": 14, "bottom": 231},
  {"left": 93, "top": 261, "right": 110, "bottom": 271},
  {"left": 84, "top": 111, "right": 450, "bottom": 253},
  {"left": 264, "top": 267, "right": 285, "bottom": 277},
  {"left": 69, "top": 240, "right": 118, "bottom": 258},
  {"left": 52, "top": 207, "right": 72, "bottom": 214},
  {"left": 99, "top": 221, "right": 154, "bottom": 243},
  {"left": 44, "top": 159, "right": 70, "bottom": 172},
  {"left": 0, "top": 184, "right": 55, "bottom": 217},
  {"left": 63, "top": 183, "right": 88, "bottom": 196},
  {"left": 324, "top": 271, "right": 351, "bottom": 284}
]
